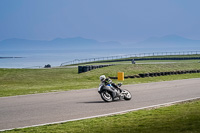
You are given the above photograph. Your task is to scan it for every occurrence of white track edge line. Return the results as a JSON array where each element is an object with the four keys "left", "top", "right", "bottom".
[{"left": 1, "top": 96, "right": 200, "bottom": 132}]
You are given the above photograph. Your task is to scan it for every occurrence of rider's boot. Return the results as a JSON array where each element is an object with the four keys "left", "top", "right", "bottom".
[{"left": 116, "top": 92, "right": 124, "bottom": 100}]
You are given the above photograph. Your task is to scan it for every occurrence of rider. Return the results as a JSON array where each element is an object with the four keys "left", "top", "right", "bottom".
[{"left": 99, "top": 75, "right": 122, "bottom": 98}]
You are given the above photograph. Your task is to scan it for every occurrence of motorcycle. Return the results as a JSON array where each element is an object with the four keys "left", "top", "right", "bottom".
[{"left": 98, "top": 83, "right": 132, "bottom": 102}]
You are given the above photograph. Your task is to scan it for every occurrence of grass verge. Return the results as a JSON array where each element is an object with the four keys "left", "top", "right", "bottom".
[
  {"left": 3, "top": 99, "right": 200, "bottom": 133},
  {"left": 0, "top": 62, "right": 200, "bottom": 97}
]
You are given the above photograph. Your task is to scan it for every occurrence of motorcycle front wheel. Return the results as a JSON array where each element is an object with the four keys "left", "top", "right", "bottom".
[
  {"left": 100, "top": 90, "right": 113, "bottom": 102},
  {"left": 122, "top": 89, "right": 132, "bottom": 100}
]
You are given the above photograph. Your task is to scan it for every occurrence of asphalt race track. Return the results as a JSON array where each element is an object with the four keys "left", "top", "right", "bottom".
[{"left": 0, "top": 78, "right": 200, "bottom": 131}]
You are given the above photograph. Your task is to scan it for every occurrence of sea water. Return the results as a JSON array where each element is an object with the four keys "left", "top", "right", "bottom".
[{"left": 0, "top": 47, "right": 199, "bottom": 68}]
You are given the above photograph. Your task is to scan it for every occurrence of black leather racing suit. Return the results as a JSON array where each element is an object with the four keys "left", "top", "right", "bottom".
[{"left": 99, "top": 78, "right": 121, "bottom": 98}]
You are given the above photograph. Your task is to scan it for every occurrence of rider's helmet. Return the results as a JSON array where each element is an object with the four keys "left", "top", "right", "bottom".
[{"left": 99, "top": 75, "right": 106, "bottom": 82}]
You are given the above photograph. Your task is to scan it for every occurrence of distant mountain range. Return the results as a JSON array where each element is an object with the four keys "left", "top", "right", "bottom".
[
  {"left": 0, "top": 37, "right": 121, "bottom": 50},
  {"left": 0, "top": 35, "right": 199, "bottom": 50},
  {"left": 136, "top": 35, "right": 200, "bottom": 48}
]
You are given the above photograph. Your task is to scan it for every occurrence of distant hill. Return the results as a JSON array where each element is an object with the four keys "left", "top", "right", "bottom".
[
  {"left": 0, "top": 37, "right": 121, "bottom": 50},
  {"left": 1, "top": 35, "right": 199, "bottom": 51},
  {"left": 135, "top": 35, "right": 200, "bottom": 48}
]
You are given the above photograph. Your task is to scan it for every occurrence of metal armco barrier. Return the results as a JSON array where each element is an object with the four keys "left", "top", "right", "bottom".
[
  {"left": 93, "top": 57, "right": 200, "bottom": 63},
  {"left": 60, "top": 51, "right": 200, "bottom": 66},
  {"left": 78, "top": 64, "right": 115, "bottom": 73}
]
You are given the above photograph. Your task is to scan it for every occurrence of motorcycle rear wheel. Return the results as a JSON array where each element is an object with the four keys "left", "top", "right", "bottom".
[{"left": 100, "top": 90, "right": 113, "bottom": 102}]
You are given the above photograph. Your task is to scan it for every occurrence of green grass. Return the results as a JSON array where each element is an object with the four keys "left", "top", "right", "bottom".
[
  {"left": 4, "top": 99, "right": 200, "bottom": 133},
  {"left": 0, "top": 62, "right": 200, "bottom": 97}
]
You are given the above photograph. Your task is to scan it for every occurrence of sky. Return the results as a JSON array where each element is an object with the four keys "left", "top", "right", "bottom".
[{"left": 0, "top": 0, "right": 200, "bottom": 43}]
